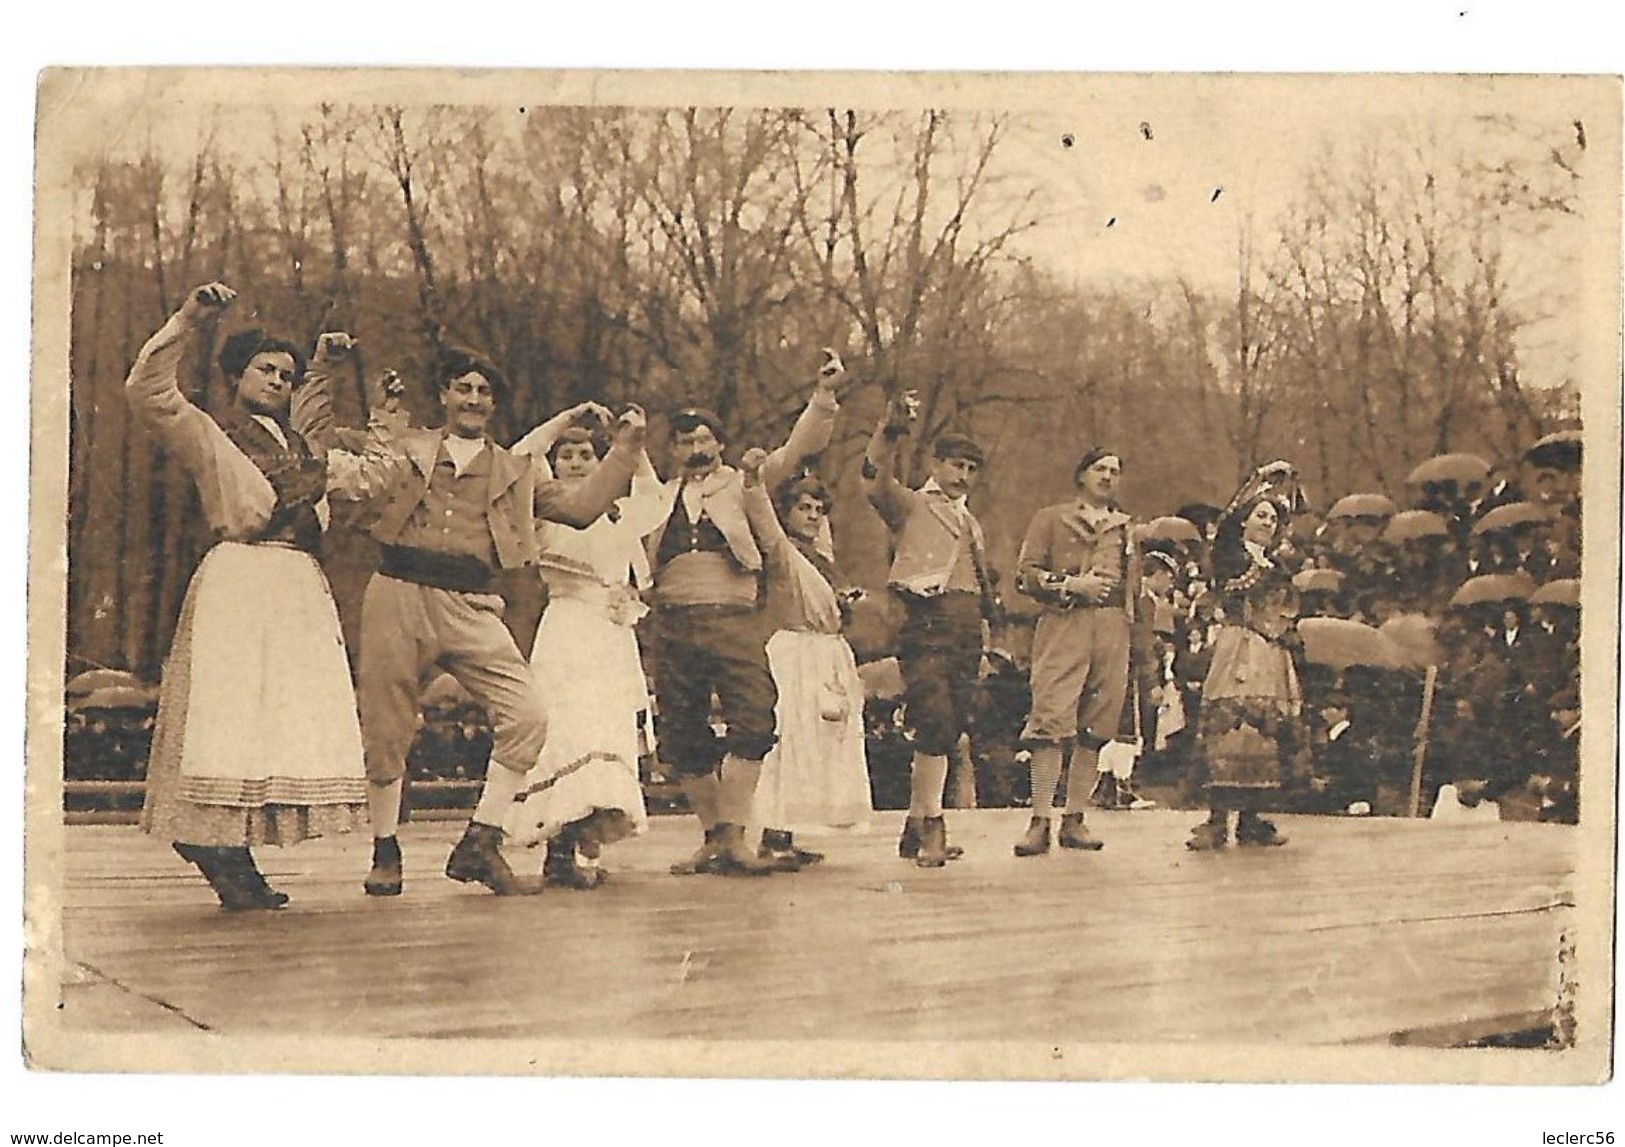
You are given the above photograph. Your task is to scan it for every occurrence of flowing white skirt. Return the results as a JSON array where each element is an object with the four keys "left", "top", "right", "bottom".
[
  {"left": 752, "top": 629, "right": 873, "bottom": 830},
  {"left": 141, "top": 542, "right": 366, "bottom": 846},
  {"left": 506, "top": 596, "right": 651, "bottom": 847}
]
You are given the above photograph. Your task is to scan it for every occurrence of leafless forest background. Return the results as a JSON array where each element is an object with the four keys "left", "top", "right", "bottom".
[{"left": 65, "top": 104, "right": 1585, "bottom": 679}]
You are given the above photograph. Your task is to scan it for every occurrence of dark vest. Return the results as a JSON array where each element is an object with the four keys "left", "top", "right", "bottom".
[
  {"left": 220, "top": 415, "right": 324, "bottom": 554},
  {"left": 655, "top": 489, "right": 733, "bottom": 569}
]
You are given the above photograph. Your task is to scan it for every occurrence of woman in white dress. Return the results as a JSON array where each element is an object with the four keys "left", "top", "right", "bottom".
[
  {"left": 504, "top": 407, "right": 667, "bottom": 887},
  {"left": 740, "top": 452, "right": 874, "bottom": 868},
  {"left": 130, "top": 283, "right": 391, "bottom": 910}
]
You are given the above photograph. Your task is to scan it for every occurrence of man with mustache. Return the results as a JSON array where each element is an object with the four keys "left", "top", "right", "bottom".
[
  {"left": 294, "top": 340, "right": 648, "bottom": 896},
  {"left": 862, "top": 396, "right": 997, "bottom": 867},
  {"left": 651, "top": 351, "right": 849, "bottom": 876}
]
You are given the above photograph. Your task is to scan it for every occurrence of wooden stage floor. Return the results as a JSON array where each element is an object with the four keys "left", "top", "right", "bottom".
[{"left": 54, "top": 809, "right": 1576, "bottom": 1048}]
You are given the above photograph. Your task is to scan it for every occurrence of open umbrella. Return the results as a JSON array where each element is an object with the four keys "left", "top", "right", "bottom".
[
  {"left": 1379, "top": 614, "right": 1443, "bottom": 670},
  {"left": 1449, "top": 572, "right": 1537, "bottom": 608},
  {"left": 1525, "top": 430, "right": 1582, "bottom": 472},
  {"left": 1471, "top": 501, "right": 1550, "bottom": 536},
  {"left": 1327, "top": 493, "right": 1398, "bottom": 521},
  {"left": 1141, "top": 515, "right": 1202, "bottom": 545},
  {"left": 1298, "top": 617, "right": 1403, "bottom": 671},
  {"left": 65, "top": 668, "right": 143, "bottom": 699},
  {"left": 74, "top": 685, "right": 159, "bottom": 711},
  {"left": 1530, "top": 578, "right": 1580, "bottom": 608},
  {"left": 1406, "top": 453, "right": 1491, "bottom": 486},
  {"left": 1292, "top": 568, "right": 1345, "bottom": 594},
  {"left": 1175, "top": 502, "right": 1223, "bottom": 531},
  {"left": 1383, "top": 509, "right": 1449, "bottom": 544}
]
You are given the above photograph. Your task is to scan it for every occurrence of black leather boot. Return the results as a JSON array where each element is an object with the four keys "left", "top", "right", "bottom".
[
  {"left": 1236, "top": 812, "right": 1289, "bottom": 847},
  {"left": 544, "top": 833, "right": 604, "bottom": 889},
  {"left": 445, "top": 822, "right": 544, "bottom": 895},
  {"left": 364, "top": 835, "right": 403, "bottom": 897},
  {"left": 708, "top": 823, "right": 777, "bottom": 876},
  {"left": 671, "top": 824, "right": 724, "bottom": 876},
  {"left": 916, "top": 816, "right": 955, "bottom": 868},
  {"left": 232, "top": 849, "right": 291, "bottom": 909}
]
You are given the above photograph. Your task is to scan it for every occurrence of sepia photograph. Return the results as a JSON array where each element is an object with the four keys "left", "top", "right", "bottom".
[{"left": 22, "top": 62, "right": 1620, "bottom": 1098}]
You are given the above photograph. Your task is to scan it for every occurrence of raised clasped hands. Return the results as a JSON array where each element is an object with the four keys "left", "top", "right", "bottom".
[
  {"left": 613, "top": 404, "right": 648, "bottom": 450},
  {"left": 180, "top": 282, "right": 236, "bottom": 326}
]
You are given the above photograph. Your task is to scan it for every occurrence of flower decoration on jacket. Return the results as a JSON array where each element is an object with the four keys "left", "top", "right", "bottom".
[{"left": 606, "top": 584, "right": 650, "bottom": 628}]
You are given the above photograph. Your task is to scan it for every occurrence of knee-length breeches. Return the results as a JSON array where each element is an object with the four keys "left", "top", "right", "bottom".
[
  {"left": 1021, "top": 607, "right": 1131, "bottom": 746},
  {"left": 652, "top": 604, "right": 779, "bottom": 776},
  {"left": 897, "top": 593, "right": 983, "bottom": 757},
  {"left": 358, "top": 574, "right": 548, "bottom": 782}
]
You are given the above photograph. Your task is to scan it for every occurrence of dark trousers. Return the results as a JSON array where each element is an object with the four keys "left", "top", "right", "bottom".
[
  {"left": 653, "top": 604, "right": 779, "bottom": 777},
  {"left": 897, "top": 592, "right": 983, "bottom": 757}
]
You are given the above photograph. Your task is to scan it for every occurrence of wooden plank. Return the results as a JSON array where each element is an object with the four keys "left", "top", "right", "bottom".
[{"left": 54, "top": 811, "right": 1575, "bottom": 1047}]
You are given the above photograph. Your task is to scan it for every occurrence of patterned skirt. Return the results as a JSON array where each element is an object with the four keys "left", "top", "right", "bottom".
[{"left": 1197, "top": 624, "right": 1304, "bottom": 793}]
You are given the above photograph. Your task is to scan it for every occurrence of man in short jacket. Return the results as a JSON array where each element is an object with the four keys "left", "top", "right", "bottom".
[
  {"left": 296, "top": 338, "right": 646, "bottom": 896},
  {"left": 1011, "top": 447, "right": 1142, "bottom": 857},
  {"left": 862, "top": 396, "right": 997, "bottom": 868}
]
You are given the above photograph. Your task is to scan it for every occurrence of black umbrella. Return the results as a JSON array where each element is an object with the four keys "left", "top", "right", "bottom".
[{"left": 1525, "top": 430, "right": 1582, "bottom": 472}]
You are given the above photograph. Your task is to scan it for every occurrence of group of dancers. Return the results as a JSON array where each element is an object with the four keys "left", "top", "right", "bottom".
[{"left": 128, "top": 282, "right": 1308, "bottom": 910}]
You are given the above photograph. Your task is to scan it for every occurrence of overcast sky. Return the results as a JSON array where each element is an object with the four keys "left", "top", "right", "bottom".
[{"left": 61, "top": 72, "right": 1612, "bottom": 392}]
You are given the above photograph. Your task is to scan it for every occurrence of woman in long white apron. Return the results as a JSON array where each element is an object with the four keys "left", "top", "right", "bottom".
[
  {"left": 130, "top": 283, "right": 375, "bottom": 910},
  {"left": 505, "top": 413, "right": 667, "bottom": 887},
  {"left": 740, "top": 456, "right": 873, "bottom": 868}
]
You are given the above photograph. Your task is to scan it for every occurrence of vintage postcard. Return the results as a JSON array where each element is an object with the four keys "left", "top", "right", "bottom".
[{"left": 23, "top": 68, "right": 1620, "bottom": 1084}]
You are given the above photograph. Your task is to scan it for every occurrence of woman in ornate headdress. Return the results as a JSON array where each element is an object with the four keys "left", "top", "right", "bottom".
[{"left": 1187, "top": 460, "right": 1309, "bottom": 851}]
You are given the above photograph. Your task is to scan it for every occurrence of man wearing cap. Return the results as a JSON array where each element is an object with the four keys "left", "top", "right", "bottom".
[
  {"left": 1010, "top": 448, "right": 1141, "bottom": 857},
  {"left": 651, "top": 352, "right": 849, "bottom": 876},
  {"left": 862, "top": 397, "right": 997, "bottom": 867},
  {"left": 295, "top": 340, "right": 648, "bottom": 897}
]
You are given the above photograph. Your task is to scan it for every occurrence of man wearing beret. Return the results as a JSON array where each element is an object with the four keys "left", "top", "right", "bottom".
[
  {"left": 650, "top": 352, "right": 849, "bottom": 876},
  {"left": 1010, "top": 447, "right": 1141, "bottom": 856},
  {"left": 295, "top": 340, "right": 647, "bottom": 897},
  {"left": 862, "top": 397, "right": 997, "bottom": 867}
]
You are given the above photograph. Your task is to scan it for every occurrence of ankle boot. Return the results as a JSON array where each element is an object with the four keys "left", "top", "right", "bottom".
[
  {"left": 543, "top": 834, "right": 604, "bottom": 889},
  {"left": 232, "top": 849, "right": 291, "bottom": 909},
  {"left": 1057, "top": 812, "right": 1105, "bottom": 850},
  {"left": 1185, "top": 815, "right": 1230, "bottom": 851},
  {"left": 364, "top": 835, "right": 403, "bottom": 897},
  {"left": 708, "top": 823, "right": 777, "bottom": 876},
  {"left": 445, "top": 822, "right": 544, "bottom": 895},
  {"left": 671, "top": 824, "right": 724, "bottom": 876},
  {"left": 1089, "top": 773, "right": 1119, "bottom": 809},
  {"left": 781, "top": 832, "right": 824, "bottom": 867},
  {"left": 1013, "top": 816, "right": 1051, "bottom": 857},
  {"left": 174, "top": 842, "right": 254, "bottom": 911},
  {"left": 1236, "top": 812, "right": 1289, "bottom": 847},
  {"left": 898, "top": 817, "right": 923, "bottom": 858},
  {"left": 916, "top": 816, "right": 957, "bottom": 868}
]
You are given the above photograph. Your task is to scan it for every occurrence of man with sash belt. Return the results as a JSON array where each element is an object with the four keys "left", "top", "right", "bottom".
[
  {"left": 294, "top": 338, "right": 647, "bottom": 896},
  {"left": 1011, "top": 447, "right": 1141, "bottom": 856},
  {"left": 862, "top": 396, "right": 996, "bottom": 868},
  {"left": 651, "top": 351, "right": 849, "bottom": 877}
]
